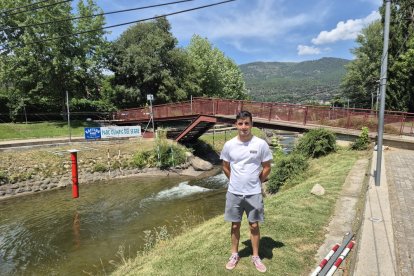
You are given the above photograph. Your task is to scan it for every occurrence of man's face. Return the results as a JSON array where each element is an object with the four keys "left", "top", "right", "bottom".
[{"left": 235, "top": 117, "right": 252, "bottom": 138}]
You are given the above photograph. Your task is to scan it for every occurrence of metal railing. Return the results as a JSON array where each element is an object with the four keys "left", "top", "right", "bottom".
[{"left": 113, "top": 97, "right": 414, "bottom": 136}]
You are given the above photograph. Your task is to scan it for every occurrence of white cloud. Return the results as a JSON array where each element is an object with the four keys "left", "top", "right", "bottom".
[
  {"left": 297, "top": 45, "right": 321, "bottom": 55},
  {"left": 171, "top": 0, "right": 314, "bottom": 42},
  {"left": 311, "top": 11, "right": 380, "bottom": 45}
]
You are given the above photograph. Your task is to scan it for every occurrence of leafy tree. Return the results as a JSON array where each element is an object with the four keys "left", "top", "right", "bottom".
[
  {"left": 0, "top": 0, "right": 76, "bottom": 118},
  {"left": 186, "top": 35, "right": 248, "bottom": 99},
  {"left": 108, "top": 17, "right": 198, "bottom": 107},
  {"left": 72, "top": 0, "right": 109, "bottom": 107},
  {"left": 341, "top": 1, "right": 414, "bottom": 112},
  {"left": 341, "top": 20, "right": 382, "bottom": 109},
  {"left": 0, "top": 0, "right": 109, "bottom": 119}
]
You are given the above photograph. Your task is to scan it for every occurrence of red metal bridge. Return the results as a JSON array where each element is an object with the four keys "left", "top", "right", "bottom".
[{"left": 112, "top": 97, "right": 414, "bottom": 144}]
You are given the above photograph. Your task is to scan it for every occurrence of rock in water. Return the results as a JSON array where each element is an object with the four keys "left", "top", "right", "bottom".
[{"left": 190, "top": 156, "right": 213, "bottom": 171}]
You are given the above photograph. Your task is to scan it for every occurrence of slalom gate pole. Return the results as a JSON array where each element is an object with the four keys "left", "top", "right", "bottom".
[
  {"left": 310, "top": 243, "right": 340, "bottom": 276},
  {"left": 318, "top": 232, "right": 353, "bottom": 275},
  {"left": 326, "top": 240, "right": 355, "bottom": 276},
  {"left": 69, "top": 149, "right": 79, "bottom": 198}
]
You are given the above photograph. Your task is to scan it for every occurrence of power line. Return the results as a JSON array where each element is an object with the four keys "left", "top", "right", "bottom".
[
  {"left": 2, "top": 0, "right": 73, "bottom": 17},
  {"left": 2, "top": 0, "right": 236, "bottom": 49},
  {"left": 1, "top": 0, "right": 56, "bottom": 14},
  {"left": 0, "top": 0, "right": 196, "bottom": 31}
]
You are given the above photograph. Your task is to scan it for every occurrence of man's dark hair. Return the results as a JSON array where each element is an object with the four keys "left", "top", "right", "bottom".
[{"left": 236, "top": 110, "right": 252, "bottom": 121}]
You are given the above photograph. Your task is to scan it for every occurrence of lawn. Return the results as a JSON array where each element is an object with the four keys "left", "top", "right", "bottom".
[
  {"left": 0, "top": 120, "right": 100, "bottom": 140},
  {"left": 113, "top": 149, "right": 363, "bottom": 276}
]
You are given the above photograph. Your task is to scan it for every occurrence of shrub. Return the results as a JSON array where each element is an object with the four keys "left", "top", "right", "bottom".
[
  {"left": 133, "top": 151, "right": 153, "bottom": 169},
  {"left": 0, "top": 170, "right": 9, "bottom": 184},
  {"left": 267, "top": 153, "right": 309, "bottom": 194},
  {"left": 132, "top": 139, "right": 187, "bottom": 169},
  {"left": 93, "top": 163, "right": 108, "bottom": 172},
  {"left": 295, "top": 128, "right": 336, "bottom": 158},
  {"left": 351, "top": 127, "right": 371, "bottom": 150},
  {"left": 156, "top": 140, "right": 187, "bottom": 169},
  {"left": 271, "top": 136, "right": 284, "bottom": 161}
]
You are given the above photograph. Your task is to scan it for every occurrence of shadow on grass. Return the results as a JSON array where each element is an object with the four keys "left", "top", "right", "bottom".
[
  {"left": 188, "top": 140, "right": 221, "bottom": 165},
  {"left": 239, "top": 236, "right": 284, "bottom": 260}
]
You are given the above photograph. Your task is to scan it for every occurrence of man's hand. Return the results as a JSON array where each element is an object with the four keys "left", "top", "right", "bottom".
[
  {"left": 222, "top": 160, "right": 231, "bottom": 179},
  {"left": 259, "top": 160, "right": 272, "bottom": 183}
]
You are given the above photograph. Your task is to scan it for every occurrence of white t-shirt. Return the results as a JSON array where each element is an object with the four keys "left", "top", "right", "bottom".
[{"left": 220, "top": 136, "right": 272, "bottom": 195}]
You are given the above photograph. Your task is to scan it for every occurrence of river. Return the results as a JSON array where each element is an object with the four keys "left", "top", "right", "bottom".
[
  {"left": 0, "top": 131, "right": 297, "bottom": 275},
  {"left": 0, "top": 174, "right": 229, "bottom": 275}
]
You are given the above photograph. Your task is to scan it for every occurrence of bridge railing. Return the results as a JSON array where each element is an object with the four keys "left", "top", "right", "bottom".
[{"left": 113, "top": 97, "right": 414, "bottom": 136}]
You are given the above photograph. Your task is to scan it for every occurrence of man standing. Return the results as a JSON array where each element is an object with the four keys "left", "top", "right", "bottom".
[{"left": 220, "top": 110, "right": 272, "bottom": 273}]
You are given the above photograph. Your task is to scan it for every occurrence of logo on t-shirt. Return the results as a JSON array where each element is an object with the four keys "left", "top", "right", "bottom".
[{"left": 250, "top": 150, "right": 258, "bottom": 154}]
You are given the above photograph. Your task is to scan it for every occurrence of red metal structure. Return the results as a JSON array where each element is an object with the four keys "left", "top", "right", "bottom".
[
  {"left": 69, "top": 150, "right": 79, "bottom": 198},
  {"left": 112, "top": 97, "right": 414, "bottom": 142}
]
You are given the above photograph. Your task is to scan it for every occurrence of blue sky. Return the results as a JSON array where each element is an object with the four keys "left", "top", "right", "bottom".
[{"left": 91, "top": 0, "right": 382, "bottom": 65}]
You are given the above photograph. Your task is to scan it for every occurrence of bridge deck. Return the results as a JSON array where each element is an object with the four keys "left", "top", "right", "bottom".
[{"left": 112, "top": 97, "right": 414, "bottom": 147}]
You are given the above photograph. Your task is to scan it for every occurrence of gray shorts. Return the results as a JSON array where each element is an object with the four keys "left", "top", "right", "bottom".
[{"left": 224, "top": 192, "right": 264, "bottom": 223}]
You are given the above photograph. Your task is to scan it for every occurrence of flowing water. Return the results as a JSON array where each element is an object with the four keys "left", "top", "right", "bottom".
[
  {"left": 0, "top": 174, "right": 229, "bottom": 275},
  {"left": 0, "top": 131, "right": 297, "bottom": 275}
]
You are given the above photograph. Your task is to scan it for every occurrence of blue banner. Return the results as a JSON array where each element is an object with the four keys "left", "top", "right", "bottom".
[{"left": 84, "top": 127, "right": 101, "bottom": 140}]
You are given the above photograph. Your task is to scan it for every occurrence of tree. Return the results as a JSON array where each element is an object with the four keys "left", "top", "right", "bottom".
[
  {"left": 108, "top": 17, "right": 198, "bottom": 108},
  {"left": 0, "top": 0, "right": 76, "bottom": 118},
  {"left": 186, "top": 35, "right": 248, "bottom": 100},
  {"left": 71, "top": 0, "right": 109, "bottom": 110},
  {"left": 341, "top": 1, "right": 414, "bottom": 112},
  {"left": 386, "top": 0, "right": 414, "bottom": 111},
  {"left": 0, "top": 0, "right": 109, "bottom": 119},
  {"left": 341, "top": 20, "right": 382, "bottom": 109}
]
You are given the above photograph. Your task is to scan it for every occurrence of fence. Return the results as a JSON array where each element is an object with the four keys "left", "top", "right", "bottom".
[{"left": 113, "top": 97, "right": 414, "bottom": 136}]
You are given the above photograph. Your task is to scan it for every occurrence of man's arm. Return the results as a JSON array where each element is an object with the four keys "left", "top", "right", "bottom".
[
  {"left": 259, "top": 160, "right": 272, "bottom": 183},
  {"left": 222, "top": 160, "right": 231, "bottom": 179}
]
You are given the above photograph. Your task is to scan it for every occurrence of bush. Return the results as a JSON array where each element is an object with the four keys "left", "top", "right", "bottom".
[
  {"left": 351, "top": 127, "right": 371, "bottom": 150},
  {"left": 156, "top": 140, "right": 187, "bottom": 169},
  {"left": 295, "top": 128, "right": 336, "bottom": 158},
  {"left": 132, "top": 139, "right": 188, "bottom": 169},
  {"left": 267, "top": 153, "right": 309, "bottom": 194},
  {"left": 271, "top": 136, "right": 284, "bottom": 161},
  {"left": 93, "top": 163, "right": 108, "bottom": 172},
  {"left": 0, "top": 170, "right": 9, "bottom": 184},
  {"left": 133, "top": 151, "right": 155, "bottom": 169}
]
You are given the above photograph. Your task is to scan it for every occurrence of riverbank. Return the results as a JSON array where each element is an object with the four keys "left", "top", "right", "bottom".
[
  {"left": 0, "top": 139, "right": 214, "bottom": 201},
  {"left": 113, "top": 148, "right": 367, "bottom": 275}
]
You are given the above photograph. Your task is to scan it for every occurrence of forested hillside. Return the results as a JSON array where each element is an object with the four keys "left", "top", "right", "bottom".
[{"left": 240, "top": 57, "right": 350, "bottom": 104}]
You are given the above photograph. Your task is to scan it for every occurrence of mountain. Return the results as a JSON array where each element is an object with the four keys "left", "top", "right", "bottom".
[{"left": 239, "top": 57, "right": 350, "bottom": 104}]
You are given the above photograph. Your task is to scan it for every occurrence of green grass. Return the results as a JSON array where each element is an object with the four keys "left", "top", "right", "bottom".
[
  {"left": 200, "top": 127, "right": 265, "bottom": 152},
  {"left": 113, "top": 149, "right": 363, "bottom": 276},
  {"left": 0, "top": 121, "right": 100, "bottom": 140}
]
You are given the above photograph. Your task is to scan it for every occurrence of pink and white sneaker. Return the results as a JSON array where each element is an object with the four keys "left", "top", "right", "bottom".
[
  {"left": 252, "top": 256, "right": 267, "bottom": 273},
  {"left": 226, "top": 253, "right": 240, "bottom": 270}
]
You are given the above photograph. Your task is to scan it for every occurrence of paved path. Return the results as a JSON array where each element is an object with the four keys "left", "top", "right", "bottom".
[
  {"left": 354, "top": 150, "right": 396, "bottom": 276},
  {"left": 385, "top": 149, "right": 414, "bottom": 275}
]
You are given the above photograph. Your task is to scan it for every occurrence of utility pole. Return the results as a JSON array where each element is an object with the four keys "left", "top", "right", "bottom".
[
  {"left": 66, "top": 90, "right": 72, "bottom": 143},
  {"left": 376, "top": 0, "right": 391, "bottom": 186},
  {"left": 147, "top": 94, "right": 156, "bottom": 138},
  {"left": 376, "top": 86, "right": 380, "bottom": 111},
  {"left": 371, "top": 91, "right": 374, "bottom": 111}
]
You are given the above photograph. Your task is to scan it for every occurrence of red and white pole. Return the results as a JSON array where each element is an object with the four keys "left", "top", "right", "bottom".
[
  {"left": 326, "top": 240, "right": 355, "bottom": 276},
  {"left": 69, "top": 149, "right": 80, "bottom": 198},
  {"left": 310, "top": 243, "right": 340, "bottom": 276}
]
